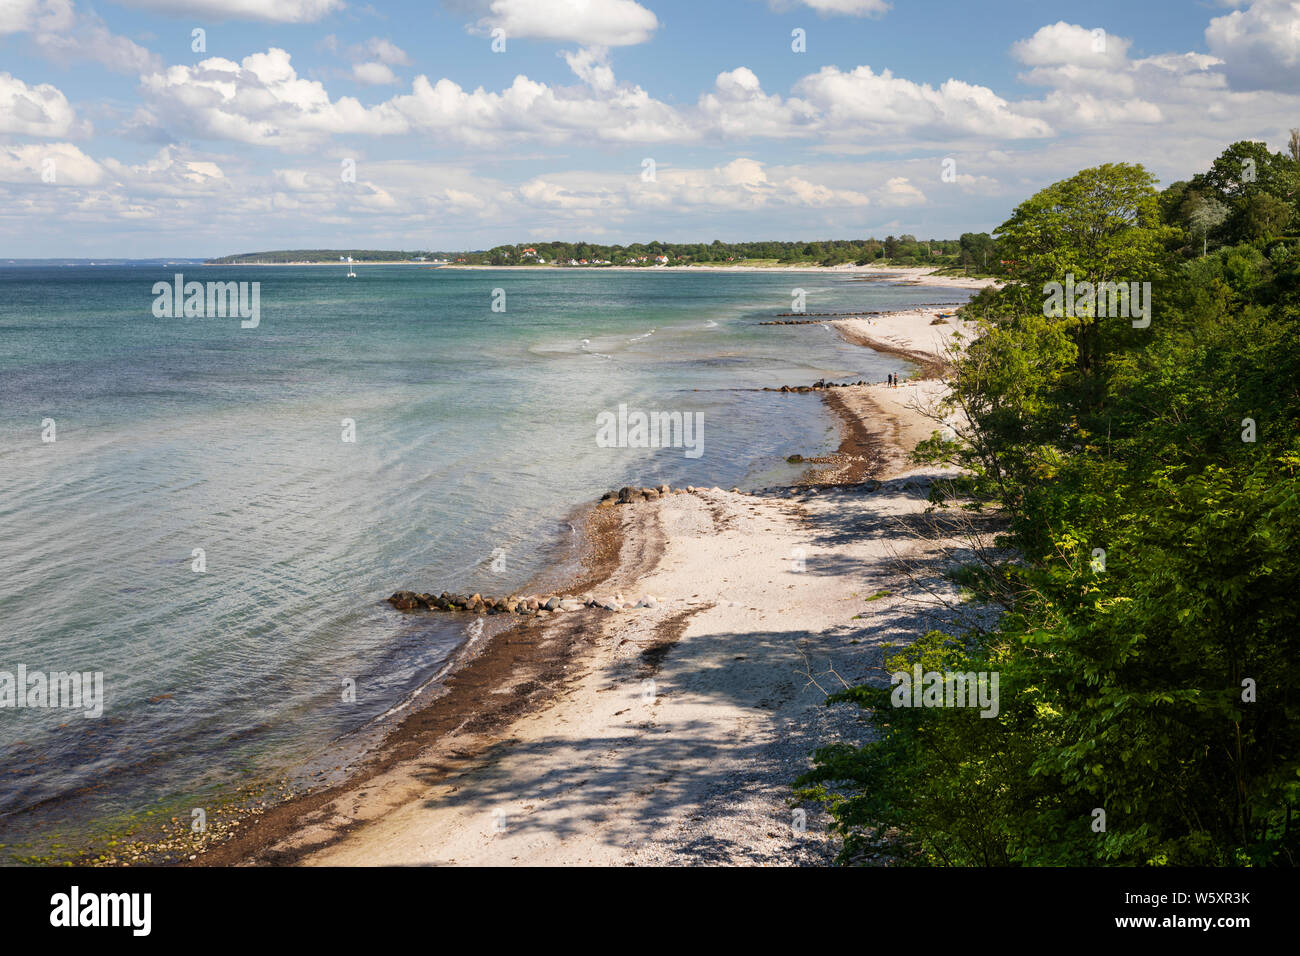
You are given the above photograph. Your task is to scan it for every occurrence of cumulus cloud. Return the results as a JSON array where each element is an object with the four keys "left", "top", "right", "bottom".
[
  {"left": 388, "top": 71, "right": 693, "bottom": 145},
  {"left": 794, "top": 65, "right": 1054, "bottom": 139},
  {"left": 788, "top": 0, "right": 891, "bottom": 16},
  {"left": 877, "top": 176, "right": 925, "bottom": 206},
  {"left": 474, "top": 0, "right": 659, "bottom": 47},
  {"left": 1011, "top": 21, "right": 1130, "bottom": 68},
  {"left": 140, "top": 49, "right": 408, "bottom": 147},
  {"left": 0, "top": 72, "right": 84, "bottom": 136},
  {"left": 357, "top": 38, "right": 411, "bottom": 66},
  {"left": 0, "top": 141, "right": 103, "bottom": 184},
  {"left": 112, "top": 0, "right": 343, "bottom": 23},
  {"left": 353, "top": 62, "right": 400, "bottom": 85},
  {"left": 697, "top": 67, "right": 818, "bottom": 138},
  {"left": 1205, "top": 0, "right": 1300, "bottom": 91}
]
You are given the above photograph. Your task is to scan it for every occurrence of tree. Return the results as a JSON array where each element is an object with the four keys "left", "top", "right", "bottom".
[
  {"left": 993, "top": 162, "right": 1176, "bottom": 378},
  {"left": 1188, "top": 195, "right": 1229, "bottom": 256}
]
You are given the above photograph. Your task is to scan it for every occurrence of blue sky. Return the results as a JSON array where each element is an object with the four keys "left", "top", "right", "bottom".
[{"left": 3, "top": 0, "right": 1299, "bottom": 256}]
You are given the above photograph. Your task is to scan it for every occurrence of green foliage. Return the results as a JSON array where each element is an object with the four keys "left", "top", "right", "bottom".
[{"left": 801, "top": 152, "right": 1300, "bottom": 867}]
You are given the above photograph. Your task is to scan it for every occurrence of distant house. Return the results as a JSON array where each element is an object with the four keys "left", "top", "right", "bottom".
[{"left": 655, "top": 255, "right": 669, "bottom": 264}]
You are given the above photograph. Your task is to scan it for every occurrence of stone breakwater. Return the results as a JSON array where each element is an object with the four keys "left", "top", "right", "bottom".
[
  {"left": 386, "top": 483, "right": 744, "bottom": 616},
  {"left": 764, "top": 379, "right": 868, "bottom": 392},
  {"left": 387, "top": 589, "right": 662, "bottom": 616}
]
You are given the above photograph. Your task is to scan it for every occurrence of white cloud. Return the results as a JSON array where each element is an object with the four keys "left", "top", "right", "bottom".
[
  {"left": 697, "top": 67, "right": 817, "bottom": 138},
  {"left": 0, "top": 141, "right": 103, "bottom": 184},
  {"left": 0, "top": 0, "right": 74, "bottom": 35},
  {"left": 1011, "top": 21, "right": 1129, "bottom": 68},
  {"left": 475, "top": 0, "right": 659, "bottom": 47},
  {"left": 877, "top": 175, "right": 925, "bottom": 206},
  {"left": 140, "top": 49, "right": 408, "bottom": 147},
  {"left": 1205, "top": 0, "right": 1300, "bottom": 91},
  {"left": 0, "top": 72, "right": 84, "bottom": 136},
  {"left": 353, "top": 62, "right": 400, "bottom": 85},
  {"left": 562, "top": 47, "right": 616, "bottom": 92},
  {"left": 0, "top": 0, "right": 160, "bottom": 74},
  {"left": 101, "top": 146, "right": 227, "bottom": 196},
  {"left": 794, "top": 65, "right": 1054, "bottom": 140},
  {"left": 791, "top": 0, "right": 891, "bottom": 16},
  {"left": 112, "top": 0, "right": 343, "bottom": 23},
  {"left": 389, "top": 71, "right": 693, "bottom": 144},
  {"left": 358, "top": 38, "right": 411, "bottom": 66},
  {"left": 33, "top": 14, "right": 162, "bottom": 75}
]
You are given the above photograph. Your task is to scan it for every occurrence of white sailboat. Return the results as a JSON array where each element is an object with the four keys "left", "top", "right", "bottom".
[{"left": 346, "top": 256, "right": 357, "bottom": 278}]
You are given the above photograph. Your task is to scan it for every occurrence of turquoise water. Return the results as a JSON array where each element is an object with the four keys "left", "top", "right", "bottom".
[{"left": 0, "top": 265, "right": 966, "bottom": 857}]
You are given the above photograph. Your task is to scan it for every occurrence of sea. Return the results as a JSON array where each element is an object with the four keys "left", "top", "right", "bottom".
[{"left": 0, "top": 264, "right": 969, "bottom": 860}]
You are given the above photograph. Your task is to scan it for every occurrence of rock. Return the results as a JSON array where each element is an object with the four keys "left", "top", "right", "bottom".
[
  {"left": 544, "top": 596, "right": 562, "bottom": 611},
  {"left": 618, "top": 486, "right": 637, "bottom": 504},
  {"left": 600, "top": 491, "right": 615, "bottom": 502},
  {"left": 387, "top": 590, "right": 422, "bottom": 611},
  {"left": 787, "top": 454, "right": 804, "bottom": 463},
  {"left": 657, "top": 484, "right": 670, "bottom": 495},
  {"left": 635, "top": 596, "right": 659, "bottom": 609},
  {"left": 644, "top": 489, "right": 660, "bottom": 500}
]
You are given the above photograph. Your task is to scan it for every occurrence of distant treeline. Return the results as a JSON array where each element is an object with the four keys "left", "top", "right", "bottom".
[{"left": 206, "top": 236, "right": 1007, "bottom": 274}]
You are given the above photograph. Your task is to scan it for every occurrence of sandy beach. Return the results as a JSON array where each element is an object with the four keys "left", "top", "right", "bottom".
[{"left": 195, "top": 275, "right": 998, "bottom": 867}]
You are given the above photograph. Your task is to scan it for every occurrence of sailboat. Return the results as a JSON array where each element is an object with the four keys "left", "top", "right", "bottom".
[{"left": 346, "top": 256, "right": 357, "bottom": 278}]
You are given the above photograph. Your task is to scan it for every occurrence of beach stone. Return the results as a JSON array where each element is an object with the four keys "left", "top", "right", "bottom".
[
  {"left": 657, "top": 484, "right": 670, "bottom": 495},
  {"left": 387, "top": 590, "right": 422, "bottom": 610},
  {"left": 544, "top": 596, "right": 562, "bottom": 611},
  {"left": 618, "top": 486, "right": 637, "bottom": 504},
  {"left": 635, "top": 596, "right": 659, "bottom": 609},
  {"left": 644, "top": 489, "right": 660, "bottom": 500}
]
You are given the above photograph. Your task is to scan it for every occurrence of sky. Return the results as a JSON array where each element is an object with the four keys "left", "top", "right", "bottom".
[{"left": 2, "top": 0, "right": 1299, "bottom": 256}]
